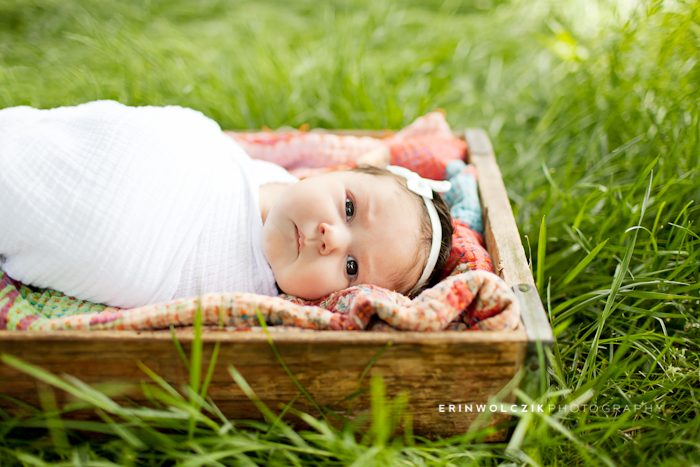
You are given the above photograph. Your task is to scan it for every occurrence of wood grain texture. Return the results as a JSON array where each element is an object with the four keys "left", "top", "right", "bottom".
[
  {"left": 513, "top": 284, "right": 554, "bottom": 347},
  {"left": 0, "top": 332, "right": 526, "bottom": 439},
  {"left": 464, "top": 128, "right": 534, "bottom": 287},
  {"left": 0, "top": 127, "right": 541, "bottom": 440},
  {"left": 463, "top": 128, "right": 554, "bottom": 350}
]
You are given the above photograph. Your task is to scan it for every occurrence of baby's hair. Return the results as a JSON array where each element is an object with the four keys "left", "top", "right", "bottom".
[{"left": 350, "top": 165, "right": 453, "bottom": 297}]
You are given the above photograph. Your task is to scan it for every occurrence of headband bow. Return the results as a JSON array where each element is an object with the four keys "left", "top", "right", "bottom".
[{"left": 386, "top": 165, "right": 452, "bottom": 199}]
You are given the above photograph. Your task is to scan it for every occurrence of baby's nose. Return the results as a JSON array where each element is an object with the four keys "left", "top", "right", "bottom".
[{"left": 318, "top": 222, "right": 349, "bottom": 255}]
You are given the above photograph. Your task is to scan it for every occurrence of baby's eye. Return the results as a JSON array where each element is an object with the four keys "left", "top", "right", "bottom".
[
  {"left": 345, "top": 198, "right": 354, "bottom": 222},
  {"left": 346, "top": 256, "right": 358, "bottom": 278}
]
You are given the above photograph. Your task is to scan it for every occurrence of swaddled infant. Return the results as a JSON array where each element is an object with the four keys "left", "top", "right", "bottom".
[{"left": 0, "top": 100, "right": 452, "bottom": 308}]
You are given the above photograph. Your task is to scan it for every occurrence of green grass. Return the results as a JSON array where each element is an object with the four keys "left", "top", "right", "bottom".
[{"left": 1, "top": 0, "right": 699, "bottom": 465}]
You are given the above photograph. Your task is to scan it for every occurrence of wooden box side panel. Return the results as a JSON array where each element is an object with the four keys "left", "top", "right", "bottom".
[
  {"left": 0, "top": 336, "right": 525, "bottom": 439},
  {"left": 463, "top": 129, "right": 533, "bottom": 287},
  {"left": 463, "top": 128, "right": 553, "bottom": 345}
]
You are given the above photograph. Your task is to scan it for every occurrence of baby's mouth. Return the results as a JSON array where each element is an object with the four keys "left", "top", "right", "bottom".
[{"left": 296, "top": 225, "right": 303, "bottom": 255}]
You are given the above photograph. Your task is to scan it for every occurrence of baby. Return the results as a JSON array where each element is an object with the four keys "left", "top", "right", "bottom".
[{"left": 0, "top": 101, "right": 453, "bottom": 308}]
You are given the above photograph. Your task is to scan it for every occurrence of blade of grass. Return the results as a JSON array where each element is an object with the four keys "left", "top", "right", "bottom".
[
  {"left": 342, "top": 341, "right": 393, "bottom": 418},
  {"left": 559, "top": 239, "right": 608, "bottom": 287},
  {"left": 254, "top": 309, "right": 331, "bottom": 427},
  {"left": 577, "top": 172, "right": 653, "bottom": 388},
  {"left": 171, "top": 325, "right": 191, "bottom": 372},
  {"left": 189, "top": 299, "right": 204, "bottom": 439},
  {"left": 227, "top": 365, "right": 309, "bottom": 450},
  {"left": 36, "top": 382, "right": 69, "bottom": 455},
  {"left": 537, "top": 215, "right": 546, "bottom": 291}
]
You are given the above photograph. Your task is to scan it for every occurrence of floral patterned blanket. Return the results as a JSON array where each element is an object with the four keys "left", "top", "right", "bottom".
[{"left": 1, "top": 269, "right": 518, "bottom": 332}]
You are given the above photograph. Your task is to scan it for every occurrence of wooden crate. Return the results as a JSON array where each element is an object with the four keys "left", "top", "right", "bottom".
[{"left": 0, "top": 128, "right": 553, "bottom": 440}]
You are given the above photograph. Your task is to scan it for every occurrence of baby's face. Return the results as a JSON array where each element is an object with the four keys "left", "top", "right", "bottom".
[{"left": 261, "top": 171, "right": 424, "bottom": 300}]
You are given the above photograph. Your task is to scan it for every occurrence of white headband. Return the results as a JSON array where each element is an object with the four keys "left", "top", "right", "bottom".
[{"left": 386, "top": 165, "right": 451, "bottom": 295}]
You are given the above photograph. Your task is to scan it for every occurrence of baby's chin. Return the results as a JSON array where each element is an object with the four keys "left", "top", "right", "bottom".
[{"left": 274, "top": 280, "right": 327, "bottom": 301}]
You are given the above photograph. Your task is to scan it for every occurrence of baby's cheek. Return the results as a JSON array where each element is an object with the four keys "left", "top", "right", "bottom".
[{"left": 287, "top": 261, "right": 342, "bottom": 300}]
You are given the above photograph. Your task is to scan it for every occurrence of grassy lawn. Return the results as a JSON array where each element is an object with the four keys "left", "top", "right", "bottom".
[{"left": 1, "top": 0, "right": 699, "bottom": 465}]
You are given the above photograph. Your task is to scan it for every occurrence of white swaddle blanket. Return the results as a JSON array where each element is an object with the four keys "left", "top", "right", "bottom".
[{"left": 0, "top": 100, "right": 292, "bottom": 308}]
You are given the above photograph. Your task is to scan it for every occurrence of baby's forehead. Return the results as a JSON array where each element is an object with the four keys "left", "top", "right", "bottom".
[
  {"left": 345, "top": 173, "right": 425, "bottom": 294},
  {"left": 342, "top": 170, "right": 414, "bottom": 200},
  {"left": 350, "top": 172, "right": 420, "bottom": 215}
]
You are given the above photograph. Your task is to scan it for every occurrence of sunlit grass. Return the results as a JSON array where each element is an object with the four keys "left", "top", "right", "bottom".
[{"left": 1, "top": 0, "right": 699, "bottom": 465}]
